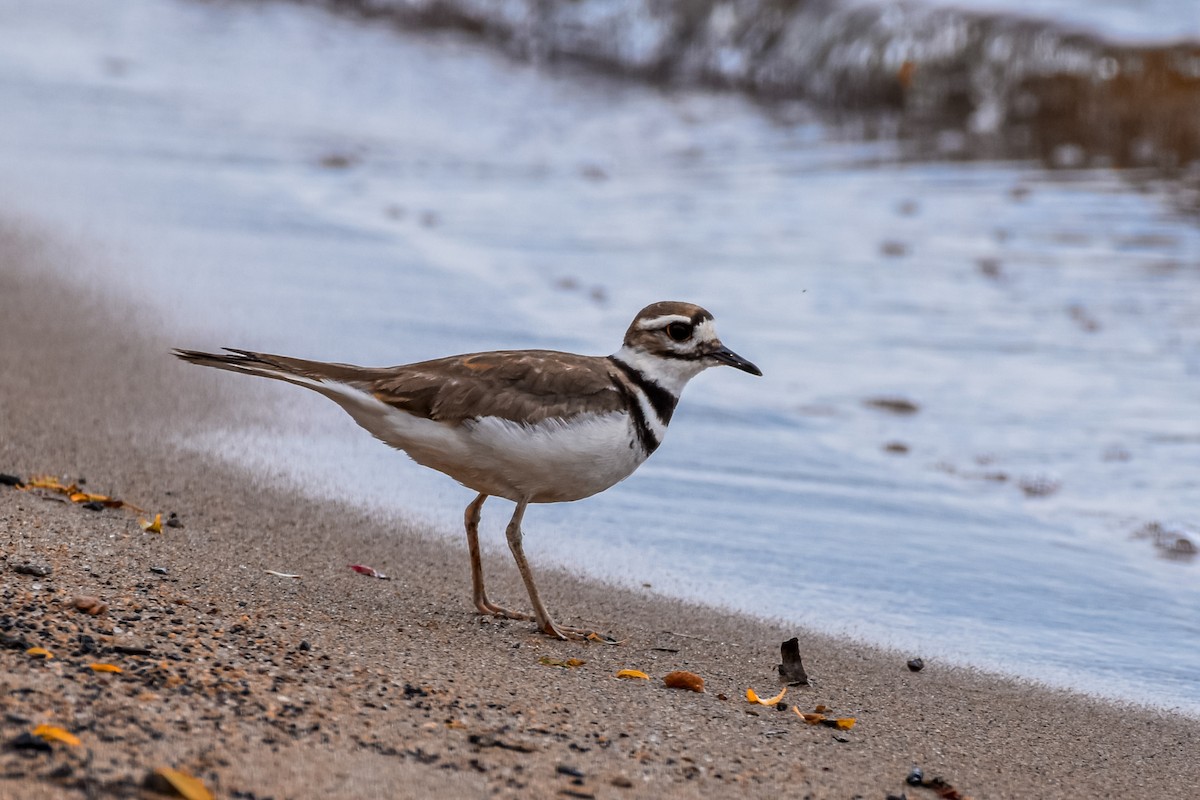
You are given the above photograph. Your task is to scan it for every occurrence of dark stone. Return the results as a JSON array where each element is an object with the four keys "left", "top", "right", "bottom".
[
  {"left": 81, "top": 501, "right": 105, "bottom": 512},
  {"left": 7, "top": 733, "right": 51, "bottom": 753},
  {"left": 0, "top": 474, "right": 22, "bottom": 487},
  {"left": 907, "top": 658, "right": 925, "bottom": 672},
  {"left": 777, "top": 637, "right": 809, "bottom": 685},
  {"left": 556, "top": 764, "right": 585, "bottom": 778},
  {"left": 299, "top": 640, "right": 311, "bottom": 652}
]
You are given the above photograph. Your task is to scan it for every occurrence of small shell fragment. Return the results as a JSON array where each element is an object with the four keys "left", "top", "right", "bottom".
[
  {"left": 89, "top": 663, "right": 123, "bottom": 673},
  {"left": 25, "top": 647, "right": 54, "bottom": 659},
  {"left": 140, "top": 514, "right": 163, "bottom": 533},
  {"left": 616, "top": 669, "right": 649, "bottom": 680},
  {"left": 348, "top": 564, "right": 390, "bottom": 579},
  {"left": 746, "top": 686, "right": 788, "bottom": 706},
  {"left": 153, "top": 767, "right": 215, "bottom": 800},
  {"left": 663, "top": 670, "right": 704, "bottom": 692}
]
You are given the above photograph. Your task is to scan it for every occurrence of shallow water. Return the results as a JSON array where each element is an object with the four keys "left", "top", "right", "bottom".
[{"left": 0, "top": 0, "right": 1198, "bottom": 713}]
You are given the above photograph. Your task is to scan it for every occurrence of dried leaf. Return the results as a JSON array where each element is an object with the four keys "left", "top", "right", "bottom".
[
  {"left": 746, "top": 686, "right": 788, "bottom": 706},
  {"left": 539, "top": 656, "right": 585, "bottom": 668},
  {"left": 25, "top": 647, "right": 54, "bottom": 659},
  {"left": 32, "top": 725, "right": 80, "bottom": 746},
  {"left": 348, "top": 564, "right": 390, "bottom": 579},
  {"left": 794, "top": 708, "right": 825, "bottom": 725},
  {"left": 89, "top": 663, "right": 123, "bottom": 673},
  {"left": 831, "top": 717, "right": 856, "bottom": 730},
  {"left": 616, "top": 669, "right": 649, "bottom": 680},
  {"left": 663, "top": 670, "right": 704, "bottom": 692},
  {"left": 264, "top": 570, "right": 301, "bottom": 579},
  {"left": 140, "top": 513, "right": 163, "bottom": 533},
  {"left": 154, "top": 767, "right": 215, "bottom": 800}
]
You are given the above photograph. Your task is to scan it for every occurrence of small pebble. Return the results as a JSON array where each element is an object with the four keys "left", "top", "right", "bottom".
[
  {"left": 556, "top": 764, "right": 585, "bottom": 778},
  {"left": 12, "top": 563, "right": 51, "bottom": 577},
  {"left": 150, "top": 566, "right": 168, "bottom": 575},
  {"left": 907, "top": 658, "right": 925, "bottom": 672},
  {"left": 73, "top": 596, "right": 108, "bottom": 616},
  {"left": 662, "top": 670, "right": 704, "bottom": 693}
]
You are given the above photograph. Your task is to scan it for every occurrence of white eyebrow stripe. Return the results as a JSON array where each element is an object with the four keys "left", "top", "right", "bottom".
[{"left": 636, "top": 314, "right": 693, "bottom": 331}]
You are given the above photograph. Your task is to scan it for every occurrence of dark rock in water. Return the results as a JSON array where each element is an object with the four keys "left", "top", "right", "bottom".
[
  {"left": 865, "top": 397, "right": 920, "bottom": 415},
  {"left": 907, "top": 657, "right": 925, "bottom": 672},
  {"left": 777, "top": 637, "right": 809, "bottom": 685}
]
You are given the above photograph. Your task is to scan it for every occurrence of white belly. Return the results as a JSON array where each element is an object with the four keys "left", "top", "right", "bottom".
[
  {"left": 318, "top": 382, "right": 649, "bottom": 503},
  {"left": 450, "top": 413, "right": 648, "bottom": 503}
]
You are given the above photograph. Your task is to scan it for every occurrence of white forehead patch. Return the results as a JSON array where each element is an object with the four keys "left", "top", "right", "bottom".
[{"left": 693, "top": 318, "right": 718, "bottom": 343}]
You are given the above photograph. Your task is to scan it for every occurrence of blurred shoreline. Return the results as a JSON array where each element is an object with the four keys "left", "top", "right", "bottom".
[{"left": 270, "top": 0, "right": 1200, "bottom": 186}]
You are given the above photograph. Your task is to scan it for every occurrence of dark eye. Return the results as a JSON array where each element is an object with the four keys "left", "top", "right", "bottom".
[{"left": 666, "top": 322, "right": 692, "bottom": 342}]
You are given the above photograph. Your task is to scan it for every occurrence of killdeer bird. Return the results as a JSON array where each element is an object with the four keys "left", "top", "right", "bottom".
[{"left": 174, "top": 301, "right": 760, "bottom": 641}]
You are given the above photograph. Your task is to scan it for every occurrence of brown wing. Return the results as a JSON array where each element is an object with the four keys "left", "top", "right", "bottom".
[{"left": 364, "top": 350, "right": 626, "bottom": 425}]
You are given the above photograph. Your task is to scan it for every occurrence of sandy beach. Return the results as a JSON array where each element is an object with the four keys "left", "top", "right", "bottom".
[{"left": 2, "top": 221, "right": 1199, "bottom": 799}]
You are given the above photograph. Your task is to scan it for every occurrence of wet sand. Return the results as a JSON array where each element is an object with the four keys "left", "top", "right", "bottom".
[{"left": 2, "top": 220, "right": 1198, "bottom": 799}]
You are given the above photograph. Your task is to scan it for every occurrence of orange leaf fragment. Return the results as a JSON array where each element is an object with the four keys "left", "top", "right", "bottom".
[
  {"left": 154, "top": 767, "right": 215, "bottom": 800},
  {"left": 538, "top": 656, "right": 585, "bottom": 668},
  {"left": 26, "top": 475, "right": 69, "bottom": 491},
  {"left": 141, "top": 513, "right": 163, "bottom": 533},
  {"left": 831, "top": 717, "right": 856, "bottom": 730},
  {"left": 25, "top": 647, "right": 54, "bottom": 659},
  {"left": 89, "top": 663, "right": 123, "bottom": 673},
  {"left": 32, "top": 725, "right": 80, "bottom": 746},
  {"left": 814, "top": 704, "right": 830, "bottom": 713},
  {"left": 69, "top": 491, "right": 122, "bottom": 506},
  {"left": 616, "top": 669, "right": 649, "bottom": 680},
  {"left": 663, "top": 670, "right": 704, "bottom": 692},
  {"left": 746, "top": 686, "right": 788, "bottom": 706},
  {"left": 794, "top": 708, "right": 826, "bottom": 725}
]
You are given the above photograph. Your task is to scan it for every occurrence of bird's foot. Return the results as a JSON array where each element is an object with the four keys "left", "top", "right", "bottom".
[
  {"left": 475, "top": 598, "right": 533, "bottom": 622},
  {"left": 540, "top": 620, "right": 623, "bottom": 645}
]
